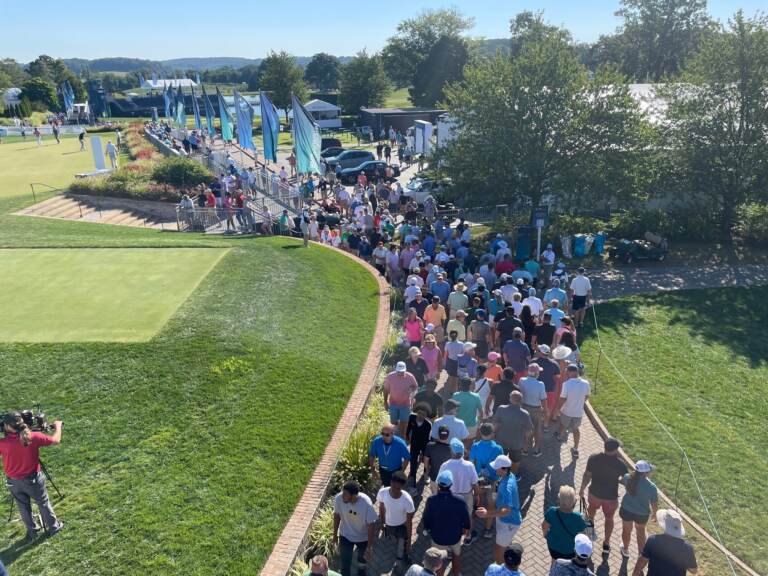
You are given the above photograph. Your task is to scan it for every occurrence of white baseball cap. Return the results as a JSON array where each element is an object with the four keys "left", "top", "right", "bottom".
[
  {"left": 574, "top": 534, "right": 593, "bottom": 557},
  {"left": 490, "top": 455, "right": 512, "bottom": 470},
  {"left": 635, "top": 460, "right": 654, "bottom": 473},
  {"left": 395, "top": 361, "right": 407, "bottom": 373}
]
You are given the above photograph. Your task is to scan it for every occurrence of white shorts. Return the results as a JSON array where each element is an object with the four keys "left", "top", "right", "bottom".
[{"left": 495, "top": 519, "right": 521, "bottom": 547}]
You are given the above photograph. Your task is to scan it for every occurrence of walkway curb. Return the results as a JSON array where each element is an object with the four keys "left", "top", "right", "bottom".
[
  {"left": 259, "top": 241, "right": 391, "bottom": 576},
  {"left": 584, "top": 402, "right": 759, "bottom": 576}
]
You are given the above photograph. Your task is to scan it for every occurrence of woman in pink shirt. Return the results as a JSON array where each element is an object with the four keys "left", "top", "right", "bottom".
[
  {"left": 420, "top": 334, "right": 442, "bottom": 381},
  {"left": 403, "top": 307, "right": 424, "bottom": 348}
]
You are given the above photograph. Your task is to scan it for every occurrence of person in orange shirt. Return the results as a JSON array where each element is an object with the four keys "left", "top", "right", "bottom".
[
  {"left": 423, "top": 296, "right": 447, "bottom": 346},
  {"left": 485, "top": 351, "right": 504, "bottom": 383}
]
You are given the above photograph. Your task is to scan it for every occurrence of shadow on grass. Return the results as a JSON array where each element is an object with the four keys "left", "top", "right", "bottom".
[
  {"left": 584, "top": 286, "right": 768, "bottom": 368},
  {"left": 0, "top": 533, "right": 44, "bottom": 566}
]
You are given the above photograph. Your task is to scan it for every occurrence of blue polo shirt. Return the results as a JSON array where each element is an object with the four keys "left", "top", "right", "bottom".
[
  {"left": 430, "top": 280, "right": 451, "bottom": 303},
  {"left": 548, "top": 307, "right": 566, "bottom": 328},
  {"left": 496, "top": 474, "right": 522, "bottom": 525},
  {"left": 422, "top": 491, "right": 471, "bottom": 545},
  {"left": 369, "top": 435, "right": 410, "bottom": 471},
  {"left": 470, "top": 439, "right": 504, "bottom": 481}
]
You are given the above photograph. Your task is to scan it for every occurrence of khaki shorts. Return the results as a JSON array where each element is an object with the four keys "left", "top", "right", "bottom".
[
  {"left": 560, "top": 414, "right": 583, "bottom": 432},
  {"left": 457, "top": 491, "right": 474, "bottom": 516},
  {"left": 431, "top": 539, "right": 462, "bottom": 556},
  {"left": 466, "top": 425, "right": 478, "bottom": 439},
  {"left": 525, "top": 405, "right": 543, "bottom": 430}
]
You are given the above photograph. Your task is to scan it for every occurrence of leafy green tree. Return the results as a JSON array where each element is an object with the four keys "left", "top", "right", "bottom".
[
  {"left": 0, "top": 59, "right": 28, "bottom": 86},
  {"left": 152, "top": 157, "right": 212, "bottom": 190},
  {"left": 0, "top": 70, "right": 12, "bottom": 92},
  {"left": 595, "top": 0, "right": 713, "bottom": 81},
  {"left": 304, "top": 53, "right": 340, "bottom": 91},
  {"left": 339, "top": 52, "right": 391, "bottom": 114},
  {"left": 442, "top": 14, "right": 653, "bottom": 210},
  {"left": 20, "top": 77, "right": 58, "bottom": 110},
  {"left": 259, "top": 51, "right": 308, "bottom": 120},
  {"left": 19, "top": 97, "right": 33, "bottom": 118},
  {"left": 239, "top": 64, "right": 262, "bottom": 91},
  {"left": 409, "top": 36, "right": 469, "bottom": 107},
  {"left": 382, "top": 8, "right": 474, "bottom": 89},
  {"left": 660, "top": 11, "right": 768, "bottom": 235}
]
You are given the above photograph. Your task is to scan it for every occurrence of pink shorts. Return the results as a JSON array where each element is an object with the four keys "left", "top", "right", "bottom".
[
  {"left": 514, "top": 370, "right": 527, "bottom": 383},
  {"left": 546, "top": 391, "right": 558, "bottom": 412},
  {"left": 588, "top": 493, "right": 619, "bottom": 516}
]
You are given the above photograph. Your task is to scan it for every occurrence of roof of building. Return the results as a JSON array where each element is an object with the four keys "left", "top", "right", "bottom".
[{"left": 360, "top": 107, "right": 447, "bottom": 115}]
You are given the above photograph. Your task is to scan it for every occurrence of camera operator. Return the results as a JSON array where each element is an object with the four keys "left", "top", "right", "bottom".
[{"left": 0, "top": 412, "right": 64, "bottom": 538}]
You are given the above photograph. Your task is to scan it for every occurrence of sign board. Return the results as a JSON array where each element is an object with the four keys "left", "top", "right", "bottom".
[
  {"left": 90, "top": 136, "right": 105, "bottom": 171},
  {"left": 532, "top": 206, "right": 549, "bottom": 228}
]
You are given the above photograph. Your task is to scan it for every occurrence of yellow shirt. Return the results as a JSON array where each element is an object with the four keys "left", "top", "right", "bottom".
[
  {"left": 446, "top": 318, "right": 466, "bottom": 341},
  {"left": 424, "top": 304, "right": 447, "bottom": 327}
]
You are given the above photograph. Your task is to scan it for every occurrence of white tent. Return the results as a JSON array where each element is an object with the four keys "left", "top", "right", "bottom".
[
  {"left": 140, "top": 79, "right": 197, "bottom": 90},
  {"left": 303, "top": 99, "right": 342, "bottom": 128},
  {"left": 3, "top": 87, "right": 21, "bottom": 106}
]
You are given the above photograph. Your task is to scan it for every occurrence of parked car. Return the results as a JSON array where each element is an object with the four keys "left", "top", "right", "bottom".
[
  {"left": 325, "top": 150, "right": 375, "bottom": 171},
  {"left": 321, "top": 137, "right": 342, "bottom": 151},
  {"left": 320, "top": 146, "right": 344, "bottom": 159},
  {"left": 609, "top": 232, "right": 669, "bottom": 263},
  {"left": 339, "top": 161, "right": 401, "bottom": 185},
  {"left": 402, "top": 178, "right": 453, "bottom": 205}
]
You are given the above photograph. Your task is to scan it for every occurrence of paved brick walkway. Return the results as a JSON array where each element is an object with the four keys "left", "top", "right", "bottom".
[{"left": 366, "top": 375, "right": 633, "bottom": 576}]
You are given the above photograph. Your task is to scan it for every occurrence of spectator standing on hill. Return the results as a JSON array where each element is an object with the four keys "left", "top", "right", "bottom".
[
  {"left": 78, "top": 129, "right": 86, "bottom": 151},
  {"left": 333, "top": 481, "right": 378, "bottom": 576},
  {"left": 579, "top": 437, "right": 628, "bottom": 555},
  {"left": 106, "top": 139, "right": 118, "bottom": 169},
  {"left": 369, "top": 424, "right": 410, "bottom": 487},
  {"left": 632, "top": 509, "right": 697, "bottom": 576}
]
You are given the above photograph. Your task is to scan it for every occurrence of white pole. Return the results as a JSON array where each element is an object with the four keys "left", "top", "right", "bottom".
[{"left": 536, "top": 225, "right": 542, "bottom": 262}]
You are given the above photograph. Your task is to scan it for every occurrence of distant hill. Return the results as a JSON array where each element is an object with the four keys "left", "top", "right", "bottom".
[
  {"left": 61, "top": 55, "right": 354, "bottom": 74},
  {"left": 476, "top": 38, "right": 511, "bottom": 57}
]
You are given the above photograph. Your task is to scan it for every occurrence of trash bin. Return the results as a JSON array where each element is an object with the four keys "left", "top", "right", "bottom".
[
  {"left": 583, "top": 234, "right": 595, "bottom": 255},
  {"left": 560, "top": 235, "right": 573, "bottom": 259},
  {"left": 573, "top": 234, "right": 586, "bottom": 258},
  {"left": 594, "top": 232, "right": 606, "bottom": 254}
]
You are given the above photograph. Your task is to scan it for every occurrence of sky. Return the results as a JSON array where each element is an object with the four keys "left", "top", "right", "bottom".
[{"left": 1, "top": 0, "right": 764, "bottom": 62}]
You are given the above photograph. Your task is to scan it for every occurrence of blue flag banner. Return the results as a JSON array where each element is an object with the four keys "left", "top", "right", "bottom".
[
  {"left": 291, "top": 94, "right": 321, "bottom": 175},
  {"left": 164, "top": 85, "right": 172, "bottom": 119},
  {"left": 260, "top": 91, "right": 280, "bottom": 163},
  {"left": 191, "top": 86, "right": 203, "bottom": 130},
  {"left": 175, "top": 85, "right": 186, "bottom": 128},
  {"left": 233, "top": 90, "right": 254, "bottom": 150},
  {"left": 139, "top": 73, "right": 146, "bottom": 87},
  {"left": 201, "top": 85, "right": 216, "bottom": 138},
  {"left": 196, "top": 72, "right": 201, "bottom": 85},
  {"left": 216, "top": 87, "right": 233, "bottom": 142},
  {"left": 152, "top": 71, "right": 158, "bottom": 84}
]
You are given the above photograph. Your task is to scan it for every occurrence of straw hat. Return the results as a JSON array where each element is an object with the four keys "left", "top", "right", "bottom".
[{"left": 552, "top": 345, "right": 573, "bottom": 360}]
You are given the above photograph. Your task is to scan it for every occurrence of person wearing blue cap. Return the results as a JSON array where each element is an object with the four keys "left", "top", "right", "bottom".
[
  {"left": 438, "top": 438, "right": 480, "bottom": 545},
  {"left": 422, "top": 469, "right": 471, "bottom": 575},
  {"left": 476, "top": 454, "right": 523, "bottom": 564}
]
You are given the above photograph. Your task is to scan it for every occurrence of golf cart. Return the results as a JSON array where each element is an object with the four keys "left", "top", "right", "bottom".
[{"left": 609, "top": 232, "right": 669, "bottom": 264}]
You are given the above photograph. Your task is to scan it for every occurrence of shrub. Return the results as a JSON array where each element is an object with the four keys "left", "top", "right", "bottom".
[
  {"left": 735, "top": 203, "right": 768, "bottom": 245},
  {"left": 68, "top": 170, "right": 181, "bottom": 202},
  {"left": 547, "top": 215, "right": 609, "bottom": 242},
  {"left": 305, "top": 501, "right": 335, "bottom": 560},
  {"left": 151, "top": 157, "right": 212, "bottom": 190}
]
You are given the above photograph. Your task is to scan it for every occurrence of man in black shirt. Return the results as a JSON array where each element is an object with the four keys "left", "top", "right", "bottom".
[
  {"left": 414, "top": 379, "right": 443, "bottom": 419},
  {"left": 412, "top": 292, "right": 429, "bottom": 319},
  {"left": 495, "top": 306, "right": 524, "bottom": 349},
  {"left": 422, "top": 426, "right": 452, "bottom": 495},
  {"left": 532, "top": 311, "right": 556, "bottom": 349},
  {"left": 633, "top": 509, "right": 697, "bottom": 576},
  {"left": 406, "top": 404, "right": 433, "bottom": 487},
  {"left": 579, "top": 437, "right": 628, "bottom": 554},
  {"left": 485, "top": 368, "right": 518, "bottom": 415}
]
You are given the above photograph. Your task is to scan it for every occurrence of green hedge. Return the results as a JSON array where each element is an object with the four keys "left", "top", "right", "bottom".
[
  {"left": 69, "top": 170, "right": 181, "bottom": 203},
  {"left": 735, "top": 203, "right": 768, "bottom": 245},
  {"left": 151, "top": 157, "right": 212, "bottom": 189}
]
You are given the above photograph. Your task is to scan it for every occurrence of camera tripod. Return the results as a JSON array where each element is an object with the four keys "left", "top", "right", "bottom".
[{"left": 6, "top": 459, "right": 64, "bottom": 523}]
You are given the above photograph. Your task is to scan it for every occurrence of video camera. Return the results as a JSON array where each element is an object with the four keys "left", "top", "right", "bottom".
[{"left": 1, "top": 405, "right": 53, "bottom": 434}]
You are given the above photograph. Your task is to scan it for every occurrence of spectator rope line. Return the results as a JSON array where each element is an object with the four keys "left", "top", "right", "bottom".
[{"left": 589, "top": 304, "right": 741, "bottom": 576}]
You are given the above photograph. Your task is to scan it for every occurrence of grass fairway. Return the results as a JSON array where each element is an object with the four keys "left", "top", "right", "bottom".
[
  {"left": 0, "top": 133, "right": 116, "bottom": 198},
  {"left": 0, "top": 238, "right": 379, "bottom": 575},
  {"left": 580, "top": 287, "right": 768, "bottom": 574},
  {"left": 0, "top": 248, "right": 228, "bottom": 342}
]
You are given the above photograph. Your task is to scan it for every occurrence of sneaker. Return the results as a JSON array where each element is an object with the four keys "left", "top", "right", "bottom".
[
  {"left": 483, "top": 527, "right": 494, "bottom": 539},
  {"left": 533, "top": 449, "right": 542, "bottom": 458},
  {"left": 521, "top": 448, "right": 529, "bottom": 456},
  {"left": 47, "top": 522, "right": 64, "bottom": 537},
  {"left": 620, "top": 544, "right": 630, "bottom": 558},
  {"left": 463, "top": 532, "right": 477, "bottom": 546},
  {"left": 571, "top": 447, "right": 579, "bottom": 457},
  {"left": 603, "top": 542, "right": 611, "bottom": 554}
]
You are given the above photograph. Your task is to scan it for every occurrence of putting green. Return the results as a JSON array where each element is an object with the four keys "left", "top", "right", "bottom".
[
  {"left": 0, "top": 133, "right": 117, "bottom": 198},
  {"left": 0, "top": 248, "right": 228, "bottom": 342}
]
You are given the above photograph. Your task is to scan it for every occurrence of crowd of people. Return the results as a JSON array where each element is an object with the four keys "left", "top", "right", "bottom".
[{"left": 318, "top": 230, "right": 700, "bottom": 576}]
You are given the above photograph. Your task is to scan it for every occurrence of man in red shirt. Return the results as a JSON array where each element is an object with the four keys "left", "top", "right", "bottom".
[{"left": 0, "top": 412, "right": 64, "bottom": 538}]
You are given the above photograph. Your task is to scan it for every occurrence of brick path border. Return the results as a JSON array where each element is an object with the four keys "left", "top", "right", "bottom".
[
  {"left": 585, "top": 402, "right": 760, "bottom": 576},
  {"left": 259, "top": 241, "right": 391, "bottom": 576}
]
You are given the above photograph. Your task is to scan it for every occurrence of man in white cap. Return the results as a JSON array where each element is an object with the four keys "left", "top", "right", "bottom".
[
  {"left": 383, "top": 362, "right": 418, "bottom": 438},
  {"left": 438, "top": 438, "right": 480, "bottom": 545},
  {"left": 476, "top": 454, "right": 522, "bottom": 563},
  {"left": 632, "top": 509, "right": 697, "bottom": 576},
  {"left": 404, "top": 547, "right": 448, "bottom": 576},
  {"left": 552, "top": 534, "right": 595, "bottom": 575}
]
